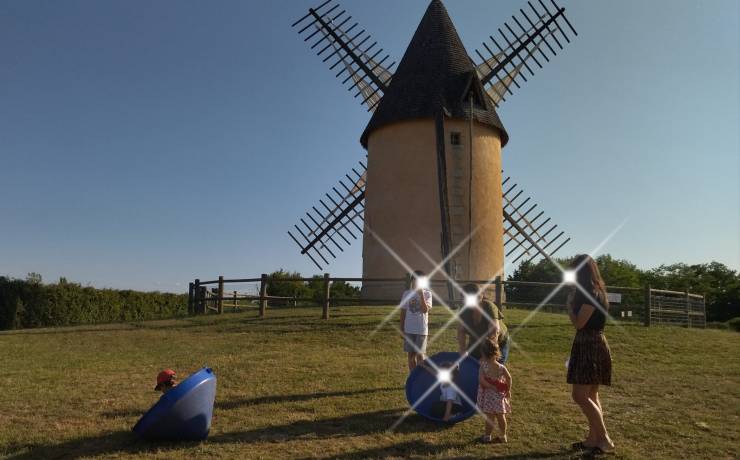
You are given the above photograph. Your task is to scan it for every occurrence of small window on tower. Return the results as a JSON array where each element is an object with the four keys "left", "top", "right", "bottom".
[{"left": 450, "top": 132, "right": 461, "bottom": 146}]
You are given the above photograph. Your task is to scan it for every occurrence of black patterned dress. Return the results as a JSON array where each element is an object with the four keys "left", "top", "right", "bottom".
[{"left": 567, "top": 292, "right": 612, "bottom": 386}]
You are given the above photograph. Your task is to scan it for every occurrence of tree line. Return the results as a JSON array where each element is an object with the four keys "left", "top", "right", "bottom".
[
  {"left": 508, "top": 255, "right": 739, "bottom": 323},
  {"left": 2, "top": 255, "right": 736, "bottom": 331}
]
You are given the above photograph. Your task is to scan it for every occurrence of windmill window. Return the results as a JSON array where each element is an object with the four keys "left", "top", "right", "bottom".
[{"left": 450, "top": 132, "right": 462, "bottom": 146}]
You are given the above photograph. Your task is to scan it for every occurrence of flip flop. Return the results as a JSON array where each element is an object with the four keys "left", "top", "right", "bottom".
[{"left": 478, "top": 435, "right": 493, "bottom": 444}]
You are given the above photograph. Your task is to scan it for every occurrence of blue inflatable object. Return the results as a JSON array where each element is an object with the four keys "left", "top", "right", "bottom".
[
  {"left": 133, "top": 367, "right": 217, "bottom": 441},
  {"left": 405, "top": 352, "right": 479, "bottom": 424}
]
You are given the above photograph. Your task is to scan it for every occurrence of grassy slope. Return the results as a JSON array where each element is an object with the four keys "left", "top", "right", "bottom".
[{"left": 0, "top": 306, "right": 738, "bottom": 459}]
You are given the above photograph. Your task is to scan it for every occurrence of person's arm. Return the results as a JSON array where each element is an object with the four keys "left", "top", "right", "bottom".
[
  {"left": 502, "top": 365, "right": 512, "bottom": 398},
  {"left": 478, "top": 366, "right": 493, "bottom": 388},
  {"left": 400, "top": 309, "right": 406, "bottom": 336},
  {"left": 418, "top": 290, "right": 431, "bottom": 313},
  {"left": 457, "top": 323, "right": 468, "bottom": 355},
  {"left": 487, "top": 319, "right": 501, "bottom": 341},
  {"left": 567, "top": 289, "right": 577, "bottom": 324},
  {"left": 571, "top": 304, "right": 595, "bottom": 330}
]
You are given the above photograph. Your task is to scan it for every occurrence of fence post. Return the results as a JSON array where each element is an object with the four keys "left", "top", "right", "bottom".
[
  {"left": 217, "top": 276, "right": 224, "bottom": 314},
  {"left": 322, "top": 273, "right": 331, "bottom": 319},
  {"left": 259, "top": 274, "right": 267, "bottom": 318},
  {"left": 494, "top": 276, "right": 503, "bottom": 309},
  {"left": 233, "top": 290, "right": 238, "bottom": 311},
  {"left": 643, "top": 284, "right": 651, "bottom": 327},
  {"left": 194, "top": 279, "right": 201, "bottom": 315},
  {"left": 685, "top": 289, "right": 691, "bottom": 328},
  {"left": 188, "top": 282, "right": 194, "bottom": 315}
]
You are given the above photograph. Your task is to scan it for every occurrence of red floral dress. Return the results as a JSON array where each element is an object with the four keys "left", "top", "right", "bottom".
[{"left": 477, "top": 360, "right": 512, "bottom": 414}]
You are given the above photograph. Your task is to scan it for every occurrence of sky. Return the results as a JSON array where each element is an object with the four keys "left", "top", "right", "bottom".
[{"left": 1, "top": 0, "right": 738, "bottom": 292}]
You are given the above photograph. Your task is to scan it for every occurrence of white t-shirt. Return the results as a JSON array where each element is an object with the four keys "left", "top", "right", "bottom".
[
  {"left": 400, "top": 289, "right": 432, "bottom": 335},
  {"left": 440, "top": 384, "right": 461, "bottom": 404}
]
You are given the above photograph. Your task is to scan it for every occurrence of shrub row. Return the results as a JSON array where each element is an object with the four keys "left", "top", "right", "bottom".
[{"left": 0, "top": 277, "right": 187, "bottom": 331}]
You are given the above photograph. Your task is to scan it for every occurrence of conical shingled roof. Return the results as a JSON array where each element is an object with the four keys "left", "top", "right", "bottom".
[{"left": 360, "top": 0, "right": 509, "bottom": 148}]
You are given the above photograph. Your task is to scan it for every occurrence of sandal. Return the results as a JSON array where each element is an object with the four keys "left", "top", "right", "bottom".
[
  {"left": 478, "top": 435, "right": 493, "bottom": 444},
  {"left": 571, "top": 441, "right": 589, "bottom": 450},
  {"left": 586, "top": 446, "right": 615, "bottom": 456}
]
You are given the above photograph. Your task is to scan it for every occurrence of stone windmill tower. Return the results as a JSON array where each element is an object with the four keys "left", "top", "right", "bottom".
[{"left": 289, "top": 0, "right": 576, "bottom": 299}]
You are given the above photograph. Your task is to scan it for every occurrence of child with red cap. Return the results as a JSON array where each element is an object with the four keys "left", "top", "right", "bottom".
[{"left": 155, "top": 369, "right": 177, "bottom": 394}]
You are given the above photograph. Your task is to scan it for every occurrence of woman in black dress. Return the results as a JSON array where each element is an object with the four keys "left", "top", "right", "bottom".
[{"left": 566, "top": 254, "right": 615, "bottom": 454}]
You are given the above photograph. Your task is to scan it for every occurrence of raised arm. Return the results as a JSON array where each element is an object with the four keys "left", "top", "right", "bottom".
[
  {"left": 487, "top": 318, "right": 501, "bottom": 341},
  {"left": 418, "top": 289, "right": 431, "bottom": 313}
]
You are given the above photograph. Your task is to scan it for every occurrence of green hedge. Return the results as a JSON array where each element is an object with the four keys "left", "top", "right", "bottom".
[{"left": 0, "top": 277, "right": 188, "bottom": 331}]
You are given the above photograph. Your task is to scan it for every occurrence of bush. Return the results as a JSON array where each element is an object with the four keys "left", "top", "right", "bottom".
[
  {"left": 728, "top": 317, "right": 740, "bottom": 332},
  {"left": 0, "top": 276, "right": 188, "bottom": 331}
]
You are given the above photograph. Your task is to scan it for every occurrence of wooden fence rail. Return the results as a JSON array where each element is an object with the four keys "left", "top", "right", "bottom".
[{"left": 187, "top": 274, "right": 704, "bottom": 327}]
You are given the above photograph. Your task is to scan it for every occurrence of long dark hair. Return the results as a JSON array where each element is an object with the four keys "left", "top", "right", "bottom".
[{"left": 570, "top": 254, "right": 609, "bottom": 310}]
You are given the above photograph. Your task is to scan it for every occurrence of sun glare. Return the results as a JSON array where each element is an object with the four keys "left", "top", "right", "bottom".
[{"left": 416, "top": 276, "right": 430, "bottom": 290}]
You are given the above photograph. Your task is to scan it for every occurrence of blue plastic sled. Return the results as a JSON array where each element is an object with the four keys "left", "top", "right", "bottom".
[
  {"left": 405, "top": 352, "right": 479, "bottom": 424},
  {"left": 133, "top": 367, "right": 217, "bottom": 441}
]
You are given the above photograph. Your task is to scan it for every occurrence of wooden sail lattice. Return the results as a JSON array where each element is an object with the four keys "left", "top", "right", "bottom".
[
  {"left": 292, "top": 0, "right": 396, "bottom": 111},
  {"left": 288, "top": 161, "right": 367, "bottom": 269},
  {"left": 474, "top": 0, "right": 577, "bottom": 107}
]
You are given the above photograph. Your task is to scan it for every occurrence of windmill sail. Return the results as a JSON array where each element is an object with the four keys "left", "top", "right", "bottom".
[
  {"left": 501, "top": 175, "right": 570, "bottom": 264},
  {"left": 289, "top": 167, "right": 569, "bottom": 270},
  {"left": 474, "top": 0, "right": 577, "bottom": 107},
  {"left": 293, "top": 1, "right": 396, "bottom": 111},
  {"left": 288, "top": 161, "right": 367, "bottom": 270},
  {"left": 329, "top": 28, "right": 392, "bottom": 111}
]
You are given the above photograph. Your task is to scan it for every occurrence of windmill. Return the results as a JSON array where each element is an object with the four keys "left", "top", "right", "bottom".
[{"left": 288, "top": 0, "right": 576, "bottom": 299}]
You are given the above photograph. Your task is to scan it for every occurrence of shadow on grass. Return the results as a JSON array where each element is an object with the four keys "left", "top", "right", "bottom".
[
  {"left": 215, "top": 386, "right": 402, "bottom": 411},
  {"left": 5, "top": 409, "right": 447, "bottom": 459},
  {"left": 316, "top": 440, "right": 581, "bottom": 460},
  {"left": 101, "top": 386, "right": 402, "bottom": 418}
]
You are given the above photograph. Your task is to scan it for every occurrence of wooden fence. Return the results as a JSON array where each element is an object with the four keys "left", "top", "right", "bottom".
[{"left": 187, "top": 275, "right": 705, "bottom": 328}]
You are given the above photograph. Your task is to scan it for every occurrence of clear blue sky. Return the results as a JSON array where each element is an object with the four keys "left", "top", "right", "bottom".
[{"left": 1, "top": 0, "right": 738, "bottom": 292}]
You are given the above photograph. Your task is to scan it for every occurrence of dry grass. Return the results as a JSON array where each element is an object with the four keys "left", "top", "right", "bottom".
[{"left": 1, "top": 306, "right": 738, "bottom": 459}]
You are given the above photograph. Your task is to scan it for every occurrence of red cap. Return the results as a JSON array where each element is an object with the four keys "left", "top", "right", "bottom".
[{"left": 155, "top": 369, "right": 176, "bottom": 391}]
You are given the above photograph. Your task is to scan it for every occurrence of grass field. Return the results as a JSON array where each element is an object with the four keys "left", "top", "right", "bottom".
[{"left": 1, "top": 306, "right": 738, "bottom": 459}]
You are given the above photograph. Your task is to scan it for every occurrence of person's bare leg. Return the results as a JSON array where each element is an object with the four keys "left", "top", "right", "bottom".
[
  {"left": 581, "top": 385, "right": 597, "bottom": 444},
  {"left": 483, "top": 413, "right": 495, "bottom": 440},
  {"left": 590, "top": 386, "right": 614, "bottom": 451},
  {"left": 407, "top": 352, "right": 416, "bottom": 372},
  {"left": 443, "top": 400, "right": 452, "bottom": 422},
  {"left": 573, "top": 385, "right": 613, "bottom": 450},
  {"left": 496, "top": 414, "right": 508, "bottom": 442}
]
